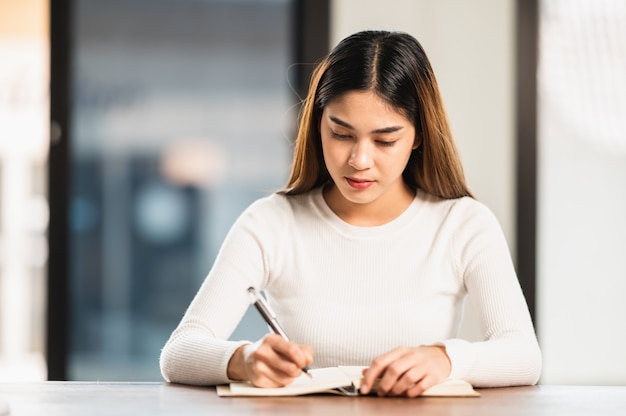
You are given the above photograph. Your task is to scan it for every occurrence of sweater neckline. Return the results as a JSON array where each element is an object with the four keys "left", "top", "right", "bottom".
[{"left": 309, "top": 187, "right": 424, "bottom": 238}]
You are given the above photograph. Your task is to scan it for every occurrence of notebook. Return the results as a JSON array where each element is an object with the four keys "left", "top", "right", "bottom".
[{"left": 216, "top": 366, "right": 480, "bottom": 397}]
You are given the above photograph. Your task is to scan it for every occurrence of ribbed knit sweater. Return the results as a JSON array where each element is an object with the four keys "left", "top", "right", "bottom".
[{"left": 160, "top": 187, "right": 541, "bottom": 387}]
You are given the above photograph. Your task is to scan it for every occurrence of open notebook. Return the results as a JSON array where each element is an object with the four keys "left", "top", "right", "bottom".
[{"left": 216, "top": 366, "right": 480, "bottom": 397}]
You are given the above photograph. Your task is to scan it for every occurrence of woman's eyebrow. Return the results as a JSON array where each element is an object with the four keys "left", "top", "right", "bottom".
[{"left": 328, "top": 115, "right": 404, "bottom": 134}]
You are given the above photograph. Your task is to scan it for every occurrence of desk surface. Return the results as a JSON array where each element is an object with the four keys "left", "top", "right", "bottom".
[{"left": 1, "top": 382, "right": 625, "bottom": 416}]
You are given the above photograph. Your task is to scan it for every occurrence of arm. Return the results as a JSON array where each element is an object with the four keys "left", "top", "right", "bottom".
[
  {"left": 159, "top": 230, "right": 263, "bottom": 385},
  {"left": 443, "top": 200, "right": 542, "bottom": 387},
  {"left": 160, "top": 197, "right": 289, "bottom": 386}
]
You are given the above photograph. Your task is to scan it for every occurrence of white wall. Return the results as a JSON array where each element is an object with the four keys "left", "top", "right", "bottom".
[
  {"left": 536, "top": 0, "right": 626, "bottom": 385},
  {"left": 330, "top": 0, "right": 516, "bottom": 342},
  {"left": 538, "top": 112, "right": 626, "bottom": 385}
]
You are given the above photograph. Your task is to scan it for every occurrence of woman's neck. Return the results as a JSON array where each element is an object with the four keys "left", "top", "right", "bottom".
[{"left": 322, "top": 183, "right": 416, "bottom": 227}]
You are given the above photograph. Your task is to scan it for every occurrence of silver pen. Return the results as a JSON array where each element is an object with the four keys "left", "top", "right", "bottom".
[{"left": 247, "top": 287, "right": 312, "bottom": 378}]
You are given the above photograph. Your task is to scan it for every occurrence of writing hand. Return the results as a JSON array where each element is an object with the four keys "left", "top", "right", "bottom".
[
  {"left": 228, "top": 334, "right": 314, "bottom": 388},
  {"left": 359, "top": 345, "right": 451, "bottom": 397}
]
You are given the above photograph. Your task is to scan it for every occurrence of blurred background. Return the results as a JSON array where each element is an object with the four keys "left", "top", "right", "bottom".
[{"left": 0, "top": 0, "right": 624, "bottom": 384}]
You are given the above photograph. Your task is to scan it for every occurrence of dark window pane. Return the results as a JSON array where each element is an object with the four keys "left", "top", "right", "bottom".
[{"left": 69, "top": 0, "right": 294, "bottom": 380}]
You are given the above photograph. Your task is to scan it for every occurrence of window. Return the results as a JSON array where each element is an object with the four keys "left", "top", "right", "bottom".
[{"left": 64, "top": 0, "right": 297, "bottom": 381}]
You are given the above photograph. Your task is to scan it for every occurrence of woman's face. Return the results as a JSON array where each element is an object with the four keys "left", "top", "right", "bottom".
[{"left": 320, "top": 90, "right": 418, "bottom": 215}]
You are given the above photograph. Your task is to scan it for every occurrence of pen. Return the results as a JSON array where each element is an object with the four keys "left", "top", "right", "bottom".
[{"left": 247, "top": 287, "right": 312, "bottom": 378}]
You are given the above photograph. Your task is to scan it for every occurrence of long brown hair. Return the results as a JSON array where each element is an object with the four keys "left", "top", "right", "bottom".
[{"left": 279, "top": 30, "right": 472, "bottom": 199}]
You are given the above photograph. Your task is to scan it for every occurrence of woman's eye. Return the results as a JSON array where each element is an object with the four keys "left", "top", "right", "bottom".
[
  {"left": 376, "top": 140, "right": 396, "bottom": 147},
  {"left": 331, "top": 131, "right": 351, "bottom": 140}
]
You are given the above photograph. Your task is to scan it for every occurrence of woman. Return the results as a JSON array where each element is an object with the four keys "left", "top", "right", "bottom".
[{"left": 160, "top": 30, "right": 541, "bottom": 397}]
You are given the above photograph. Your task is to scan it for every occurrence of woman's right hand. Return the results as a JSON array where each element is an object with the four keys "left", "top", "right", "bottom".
[{"left": 227, "top": 334, "right": 314, "bottom": 387}]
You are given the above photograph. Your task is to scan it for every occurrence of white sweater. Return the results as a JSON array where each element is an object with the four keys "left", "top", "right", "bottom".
[{"left": 160, "top": 188, "right": 541, "bottom": 387}]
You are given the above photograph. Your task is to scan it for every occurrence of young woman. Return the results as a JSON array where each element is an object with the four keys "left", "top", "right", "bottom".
[{"left": 160, "top": 30, "right": 541, "bottom": 397}]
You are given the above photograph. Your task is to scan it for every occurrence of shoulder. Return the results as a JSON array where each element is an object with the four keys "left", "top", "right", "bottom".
[
  {"left": 442, "top": 197, "right": 510, "bottom": 256},
  {"left": 449, "top": 196, "right": 499, "bottom": 224},
  {"left": 225, "top": 191, "right": 319, "bottom": 259},
  {"left": 236, "top": 191, "right": 317, "bottom": 228},
  {"left": 245, "top": 192, "right": 291, "bottom": 214},
  {"left": 416, "top": 192, "right": 505, "bottom": 246},
  {"left": 245, "top": 191, "right": 314, "bottom": 215},
  {"left": 420, "top": 195, "right": 514, "bottom": 279},
  {"left": 419, "top": 191, "right": 498, "bottom": 225},
  {"left": 237, "top": 192, "right": 290, "bottom": 226}
]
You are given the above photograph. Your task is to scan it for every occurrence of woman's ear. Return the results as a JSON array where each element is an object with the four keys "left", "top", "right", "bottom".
[{"left": 413, "top": 134, "right": 423, "bottom": 150}]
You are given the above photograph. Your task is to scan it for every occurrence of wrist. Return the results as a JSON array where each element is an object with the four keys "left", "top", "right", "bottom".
[
  {"left": 428, "top": 345, "right": 452, "bottom": 378},
  {"left": 226, "top": 344, "right": 249, "bottom": 381}
]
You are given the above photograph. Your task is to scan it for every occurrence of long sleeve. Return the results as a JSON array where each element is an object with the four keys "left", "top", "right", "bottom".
[
  {"left": 159, "top": 197, "right": 288, "bottom": 386},
  {"left": 442, "top": 200, "right": 542, "bottom": 386}
]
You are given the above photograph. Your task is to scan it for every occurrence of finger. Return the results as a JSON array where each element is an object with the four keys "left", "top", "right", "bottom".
[
  {"left": 260, "top": 335, "right": 315, "bottom": 377},
  {"left": 405, "top": 375, "right": 436, "bottom": 398},
  {"left": 246, "top": 337, "right": 299, "bottom": 380},
  {"left": 248, "top": 359, "right": 296, "bottom": 388},
  {"left": 388, "top": 367, "right": 425, "bottom": 397},
  {"left": 269, "top": 337, "right": 313, "bottom": 372},
  {"left": 249, "top": 344, "right": 309, "bottom": 387},
  {"left": 365, "top": 348, "right": 414, "bottom": 395},
  {"left": 374, "top": 351, "right": 422, "bottom": 396},
  {"left": 298, "top": 344, "right": 315, "bottom": 366},
  {"left": 375, "top": 366, "right": 409, "bottom": 396},
  {"left": 360, "top": 348, "right": 408, "bottom": 394},
  {"left": 254, "top": 342, "right": 304, "bottom": 378}
]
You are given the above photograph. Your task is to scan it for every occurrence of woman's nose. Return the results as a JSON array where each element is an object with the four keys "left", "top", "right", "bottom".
[{"left": 348, "top": 142, "right": 373, "bottom": 170}]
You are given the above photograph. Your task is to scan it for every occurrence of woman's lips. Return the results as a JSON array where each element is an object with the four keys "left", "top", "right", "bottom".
[{"left": 346, "top": 177, "right": 374, "bottom": 189}]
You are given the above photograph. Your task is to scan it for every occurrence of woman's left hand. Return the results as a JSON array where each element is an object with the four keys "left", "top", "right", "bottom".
[{"left": 359, "top": 345, "right": 451, "bottom": 397}]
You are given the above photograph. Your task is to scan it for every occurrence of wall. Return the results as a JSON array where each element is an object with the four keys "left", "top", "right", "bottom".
[
  {"left": 536, "top": 0, "right": 626, "bottom": 385},
  {"left": 330, "top": 0, "right": 516, "bottom": 342}
]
